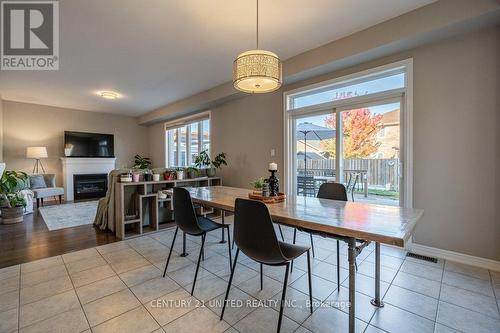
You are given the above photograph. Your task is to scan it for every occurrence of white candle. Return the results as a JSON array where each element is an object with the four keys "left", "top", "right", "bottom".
[{"left": 269, "top": 162, "right": 278, "bottom": 171}]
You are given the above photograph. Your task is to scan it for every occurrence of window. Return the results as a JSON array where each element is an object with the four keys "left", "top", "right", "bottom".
[
  {"left": 165, "top": 113, "right": 210, "bottom": 167},
  {"left": 284, "top": 60, "right": 413, "bottom": 208}
]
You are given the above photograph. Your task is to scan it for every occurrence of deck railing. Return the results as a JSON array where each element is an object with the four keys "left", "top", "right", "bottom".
[{"left": 297, "top": 158, "right": 399, "bottom": 190}]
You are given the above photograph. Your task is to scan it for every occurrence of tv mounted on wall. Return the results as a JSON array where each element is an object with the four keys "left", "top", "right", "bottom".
[{"left": 64, "top": 131, "right": 115, "bottom": 158}]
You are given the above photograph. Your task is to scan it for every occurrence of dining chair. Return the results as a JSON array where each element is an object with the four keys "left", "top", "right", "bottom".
[
  {"left": 316, "top": 182, "right": 351, "bottom": 291},
  {"left": 163, "top": 187, "right": 232, "bottom": 296},
  {"left": 221, "top": 198, "right": 313, "bottom": 333}
]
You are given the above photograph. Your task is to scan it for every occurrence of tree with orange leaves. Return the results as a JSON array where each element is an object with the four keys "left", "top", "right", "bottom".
[{"left": 321, "top": 108, "right": 382, "bottom": 159}]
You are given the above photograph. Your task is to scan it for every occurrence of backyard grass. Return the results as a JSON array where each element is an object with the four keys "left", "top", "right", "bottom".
[{"left": 363, "top": 188, "right": 399, "bottom": 198}]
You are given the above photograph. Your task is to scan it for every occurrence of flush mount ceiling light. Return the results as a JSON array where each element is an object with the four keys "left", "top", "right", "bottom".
[
  {"left": 98, "top": 91, "right": 120, "bottom": 99},
  {"left": 233, "top": 0, "right": 282, "bottom": 94}
]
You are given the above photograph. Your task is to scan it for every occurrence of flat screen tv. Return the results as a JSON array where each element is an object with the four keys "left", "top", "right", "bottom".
[{"left": 64, "top": 131, "right": 114, "bottom": 158}]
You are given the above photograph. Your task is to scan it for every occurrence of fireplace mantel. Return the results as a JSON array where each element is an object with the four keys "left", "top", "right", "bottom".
[{"left": 60, "top": 157, "right": 116, "bottom": 201}]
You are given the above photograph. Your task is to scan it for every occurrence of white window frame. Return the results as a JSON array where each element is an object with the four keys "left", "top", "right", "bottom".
[
  {"left": 164, "top": 111, "right": 211, "bottom": 167},
  {"left": 283, "top": 59, "right": 414, "bottom": 208}
]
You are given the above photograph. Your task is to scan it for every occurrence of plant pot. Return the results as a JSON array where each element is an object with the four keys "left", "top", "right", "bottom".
[
  {"left": 176, "top": 171, "right": 184, "bottom": 180},
  {"left": 153, "top": 174, "right": 161, "bottom": 181},
  {"left": 1, "top": 206, "right": 23, "bottom": 224},
  {"left": 252, "top": 188, "right": 262, "bottom": 195},
  {"left": 132, "top": 174, "right": 140, "bottom": 182},
  {"left": 144, "top": 174, "right": 153, "bottom": 181},
  {"left": 206, "top": 168, "right": 216, "bottom": 177},
  {"left": 187, "top": 171, "right": 198, "bottom": 179}
]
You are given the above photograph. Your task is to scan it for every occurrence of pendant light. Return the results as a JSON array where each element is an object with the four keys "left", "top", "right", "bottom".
[{"left": 233, "top": 0, "right": 282, "bottom": 93}]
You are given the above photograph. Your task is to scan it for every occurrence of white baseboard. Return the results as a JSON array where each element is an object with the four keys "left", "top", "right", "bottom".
[{"left": 411, "top": 243, "right": 500, "bottom": 272}]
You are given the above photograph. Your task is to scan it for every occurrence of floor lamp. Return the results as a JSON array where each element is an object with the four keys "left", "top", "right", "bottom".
[{"left": 26, "top": 147, "right": 47, "bottom": 174}]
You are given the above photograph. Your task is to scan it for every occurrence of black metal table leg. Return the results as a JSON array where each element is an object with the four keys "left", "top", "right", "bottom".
[
  {"left": 370, "top": 242, "right": 384, "bottom": 307},
  {"left": 180, "top": 231, "right": 189, "bottom": 257},
  {"left": 219, "top": 210, "right": 227, "bottom": 244},
  {"left": 347, "top": 237, "right": 357, "bottom": 333}
]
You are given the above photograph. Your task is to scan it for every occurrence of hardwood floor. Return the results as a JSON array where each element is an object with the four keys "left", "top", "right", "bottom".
[{"left": 0, "top": 202, "right": 118, "bottom": 268}]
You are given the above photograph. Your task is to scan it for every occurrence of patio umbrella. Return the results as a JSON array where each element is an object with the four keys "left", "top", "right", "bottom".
[{"left": 296, "top": 122, "right": 336, "bottom": 177}]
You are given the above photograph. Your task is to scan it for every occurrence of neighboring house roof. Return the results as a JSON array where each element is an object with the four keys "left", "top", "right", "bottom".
[{"left": 380, "top": 109, "right": 400, "bottom": 126}]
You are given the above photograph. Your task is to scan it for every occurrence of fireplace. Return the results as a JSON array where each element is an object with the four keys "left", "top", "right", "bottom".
[{"left": 73, "top": 174, "right": 108, "bottom": 201}]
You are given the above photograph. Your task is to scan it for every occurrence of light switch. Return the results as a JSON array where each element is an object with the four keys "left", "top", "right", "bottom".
[{"left": 270, "top": 149, "right": 275, "bottom": 157}]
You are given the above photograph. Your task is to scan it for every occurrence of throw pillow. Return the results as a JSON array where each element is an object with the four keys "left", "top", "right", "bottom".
[
  {"left": 42, "top": 174, "right": 56, "bottom": 187},
  {"left": 29, "top": 175, "right": 47, "bottom": 189}
]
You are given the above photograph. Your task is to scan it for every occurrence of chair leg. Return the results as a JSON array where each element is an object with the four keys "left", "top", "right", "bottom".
[
  {"left": 58, "top": 195, "right": 62, "bottom": 204},
  {"left": 41, "top": 198, "right": 44, "bottom": 206},
  {"left": 221, "top": 248, "right": 239, "bottom": 320},
  {"left": 36, "top": 198, "right": 40, "bottom": 209},
  {"left": 191, "top": 234, "right": 206, "bottom": 296},
  {"left": 291, "top": 229, "right": 297, "bottom": 272},
  {"left": 309, "top": 233, "right": 315, "bottom": 257},
  {"left": 336, "top": 240, "right": 340, "bottom": 291},
  {"left": 226, "top": 227, "right": 232, "bottom": 272},
  {"left": 277, "top": 263, "right": 290, "bottom": 333},
  {"left": 163, "top": 227, "right": 178, "bottom": 277},
  {"left": 306, "top": 249, "right": 313, "bottom": 313},
  {"left": 277, "top": 224, "right": 285, "bottom": 241},
  {"left": 260, "top": 264, "right": 263, "bottom": 290}
]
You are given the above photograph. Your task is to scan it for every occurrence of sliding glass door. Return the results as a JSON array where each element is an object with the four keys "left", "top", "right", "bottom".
[
  {"left": 285, "top": 60, "right": 412, "bottom": 207},
  {"left": 338, "top": 101, "right": 401, "bottom": 206}
]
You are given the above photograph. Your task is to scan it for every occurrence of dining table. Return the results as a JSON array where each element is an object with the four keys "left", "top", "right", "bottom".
[{"left": 171, "top": 185, "right": 423, "bottom": 333}]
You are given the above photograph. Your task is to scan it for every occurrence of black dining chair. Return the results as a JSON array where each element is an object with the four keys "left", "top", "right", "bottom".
[
  {"left": 221, "top": 198, "right": 313, "bottom": 333},
  {"left": 163, "top": 187, "right": 232, "bottom": 296},
  {"left": 315, "top": 182, "right": 352, "bottom": 291}
]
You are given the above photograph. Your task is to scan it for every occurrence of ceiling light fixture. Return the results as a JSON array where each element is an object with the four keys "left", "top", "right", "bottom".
[
  {"left": 99, "top": 91, "right": 119, "bottom": 99},
  {"left": 233, "top": 0, "right": 282, "bottom": 94}
]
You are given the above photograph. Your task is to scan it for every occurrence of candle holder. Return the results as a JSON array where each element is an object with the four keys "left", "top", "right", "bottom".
[{"left": 268, "top": 169, "right": 279, "bottom": 196}]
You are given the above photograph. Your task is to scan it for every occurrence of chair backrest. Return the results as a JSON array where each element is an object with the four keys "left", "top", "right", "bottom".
[
  {"left": 173, "top": 187, "right": 202, "bottom": 234},
  {"left": 234, "top": 198, "right": 285, "bottom": 264},
  {"left": 317, "top": 182, "right": 348, "bottom": 201}
]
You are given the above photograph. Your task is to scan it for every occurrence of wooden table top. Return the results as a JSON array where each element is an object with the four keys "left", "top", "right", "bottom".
[{"left": 176, "top": 186, "right": 423, "bottom": 247}]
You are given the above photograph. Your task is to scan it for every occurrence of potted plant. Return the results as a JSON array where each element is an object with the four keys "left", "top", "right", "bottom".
[
  {"left": 164, "top": 170, "right": 174, "bottom": 180},
  {"left": 250, "top": 177, "right": 266, "bottom": 195},
  {"left": 133, "top": 154, "right": 152, "bottom": 169},
  {"left": 0, "top": 170, "right": 29, "bottom": 224},
  {"left": 186, "top": 167, "right": 199, "bottom": 179},
  {"left": 194, "top": 150, "right": 228, "bottom": 177},
  {"left": 175, "top": 168, "right": 185, "bottom": 180}
]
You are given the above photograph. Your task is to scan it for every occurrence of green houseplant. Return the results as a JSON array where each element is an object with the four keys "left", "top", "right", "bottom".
[
  {"left": 194, "top": 150, "right": 227, "bottom": 177},
  {"left": 133, "top": 155, "right": 152, "bottom": 169},
  {"left": 186, "top": 167, "right": 199, "bottom": 179},
  {"left": 0, "top": 170, "right": 28, "bottom": 224},
  {"left": 250, "top": 177, "right": 266, "bottom": 194}
]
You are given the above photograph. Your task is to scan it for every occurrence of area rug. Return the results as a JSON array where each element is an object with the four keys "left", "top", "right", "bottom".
[{"left": 39, "top": 201, "right": 98, "bottom": 231}]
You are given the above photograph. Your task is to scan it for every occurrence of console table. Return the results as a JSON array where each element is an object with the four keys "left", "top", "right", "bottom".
[{"left": 114, "top": 177, "right": 221, "bottom": 239}]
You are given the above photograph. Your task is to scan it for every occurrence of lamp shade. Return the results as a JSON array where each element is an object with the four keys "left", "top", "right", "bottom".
[
  {"left": 233, "top": 50, "right": 282, "bottom": 93},
  {"left": 26, "top": 147, "right": 48, "bottom": 159}
]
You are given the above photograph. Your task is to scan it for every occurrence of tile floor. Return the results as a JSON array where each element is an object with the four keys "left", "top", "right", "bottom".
[{"left": 0, "top": 220, "right": 499, "bottom": 333}]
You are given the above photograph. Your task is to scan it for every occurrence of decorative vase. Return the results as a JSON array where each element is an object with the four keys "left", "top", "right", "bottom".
[
  {"left": 207, "top": 168, "right": 216, "bottom": 177},
  {"left": 1, "top": 206, "right": 23, "bottom": 224},
  {"left": 153, "top": 174, "right": 160, "bottom": 181},
  {"left": 176, "top": 171, "right": 184, "bottom": 180}
]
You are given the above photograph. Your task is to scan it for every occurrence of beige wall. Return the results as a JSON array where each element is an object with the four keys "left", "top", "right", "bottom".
[
  {"left": 148, "top": 122, "right": 166, "bottom": 168},
  {"left": 3, "top": 101, "right": 149, "bottom": 185},
  {"left": 149, "top": 26, "right": 500, "bottom": 260}
]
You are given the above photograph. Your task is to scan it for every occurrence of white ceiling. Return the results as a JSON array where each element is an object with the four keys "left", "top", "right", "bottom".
[{"left": 0, "top": 0, "right": 435, "bottom": 116}]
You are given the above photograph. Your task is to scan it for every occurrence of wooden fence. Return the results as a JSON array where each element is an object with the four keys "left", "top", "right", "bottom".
[{"left": 297, "top": 158, "right": 399, "bottom": 190}]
